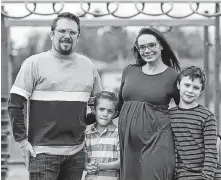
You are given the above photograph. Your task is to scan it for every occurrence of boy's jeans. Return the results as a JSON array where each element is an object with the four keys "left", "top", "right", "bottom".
[{"left": 29, "top": 149, "right": 85, "bottom": 180}]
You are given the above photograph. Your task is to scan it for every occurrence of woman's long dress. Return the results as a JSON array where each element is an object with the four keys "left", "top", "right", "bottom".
[{"left": 118, "top": 65, "right": 179, "bottom": 180}]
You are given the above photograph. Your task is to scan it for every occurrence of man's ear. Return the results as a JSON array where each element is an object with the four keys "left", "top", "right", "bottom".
[
  {"left": 76, "top": 34, "right": 80, "bottom": 42},
  {"left": 49, "top": 31, "right": 54, "bottom": 40}
]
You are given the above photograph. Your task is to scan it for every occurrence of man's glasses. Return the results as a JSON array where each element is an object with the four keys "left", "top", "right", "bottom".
[
  {"left": 137, "top": 42, "right": 158, "bottom": 52},
  {"left": 55, "top": 28, "right": 79, "bottom": 37}
]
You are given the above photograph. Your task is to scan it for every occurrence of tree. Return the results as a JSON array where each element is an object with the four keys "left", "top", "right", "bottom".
[
  {"left": 11, "top": 26, "right": 205, "bottom": 80},
  {"left": 76, "top": 26, "right": 101, "bottom": 60},
  {"left": 165, "top": 27, "right": 204, "bottom": 59},
  {"left": 11, "top": 31, "right": 43, "bottom": 82},
  {"left": 99, "top": 26, "right": 134, "bottom": 62}
]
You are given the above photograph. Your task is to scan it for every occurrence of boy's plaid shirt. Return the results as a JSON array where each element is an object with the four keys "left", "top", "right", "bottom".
[{"left": 84, "top": 122, "right": 120, "bottom": 179}]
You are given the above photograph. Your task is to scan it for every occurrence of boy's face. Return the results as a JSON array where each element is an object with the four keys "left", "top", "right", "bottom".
[
  {"left": 94, "top": 98, "right": 116, "bottom": 127},
  {"left": 177, "top": 76, "right": 203, "bottom": 105}
]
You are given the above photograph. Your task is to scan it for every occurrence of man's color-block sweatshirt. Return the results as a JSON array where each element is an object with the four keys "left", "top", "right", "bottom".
[{"left": 8, "top": 50, "right": 103, "bottom": 147}]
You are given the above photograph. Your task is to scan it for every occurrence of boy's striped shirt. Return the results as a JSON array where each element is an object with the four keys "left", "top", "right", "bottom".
[
  {"left": 84, "top": 122, "right": 120, "bottom": 180},
  {"left": 169, "top": 105, "right": 218, "bottom": 180}
]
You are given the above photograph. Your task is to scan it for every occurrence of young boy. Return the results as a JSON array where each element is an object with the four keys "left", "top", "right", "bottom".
[
  {"left": 84, "top": 91, "right": 120, "bottom": 180},
  {"left": 169, "top": 66, "right": 218, "bottom": 180}
]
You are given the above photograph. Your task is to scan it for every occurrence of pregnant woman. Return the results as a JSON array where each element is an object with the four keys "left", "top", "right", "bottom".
[{"left": 118, "top": 27, "right": 180, "bottom": 180}]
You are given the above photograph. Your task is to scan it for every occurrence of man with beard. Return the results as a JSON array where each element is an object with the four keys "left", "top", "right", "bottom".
[{"left": 8, "top": 12, "right": 103, "bottom": 180}]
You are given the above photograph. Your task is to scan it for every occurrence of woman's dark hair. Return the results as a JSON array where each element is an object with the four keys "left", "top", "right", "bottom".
[
  {"left": 51, "top": 12, "right": 81, "bottom": 34},
  {"left": 131, "top": 27, "right": 180, "bottom": 71}
]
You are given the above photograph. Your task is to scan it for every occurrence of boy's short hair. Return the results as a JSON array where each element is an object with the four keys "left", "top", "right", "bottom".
[
  {"left": 177, "top": 66, "right": 207, "bottom": 91},
  {"left": 94, "top": 91, "right": 119, "bottom": 110}
]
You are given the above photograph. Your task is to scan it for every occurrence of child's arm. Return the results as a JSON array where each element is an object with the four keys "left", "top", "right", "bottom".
[
  {"left": 84, "top": 137, "right": 99, "bottom": 174},
  {"left": 84, "top": 147, "right": 89, "bottom": 170},
  {"left": 202, "top": 114, "right": 218, "bottom": 180},
  {"left": 97, "top": 159, "right": 120, "bottom": 171},
  {"left": 83, "top": 137, "right": 90, "bottom": 170}
]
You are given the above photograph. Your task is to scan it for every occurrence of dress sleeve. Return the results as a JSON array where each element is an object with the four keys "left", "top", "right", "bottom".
[
  {"left": 172, "top": 80, "right": 180, "bottom": 105},
  {"left": 201, "top": 114, "right": 218, "bottom": 180},
  {"left": 166, "top": 70, "right": 180, "bottom": 105},
  {"left": 118, "top": 65, "right": 129, "bottom": 112}
]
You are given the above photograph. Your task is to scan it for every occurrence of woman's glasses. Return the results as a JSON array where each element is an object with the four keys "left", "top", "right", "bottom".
[{"left": 137, "top": 42, "right": 158, "bottom": 52}]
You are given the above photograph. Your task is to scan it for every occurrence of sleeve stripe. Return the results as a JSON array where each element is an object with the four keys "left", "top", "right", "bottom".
[{"left": 10, "top": 85, "right": 31, "bottom": 99}]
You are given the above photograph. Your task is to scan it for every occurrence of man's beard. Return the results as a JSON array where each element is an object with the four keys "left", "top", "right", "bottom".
[
  {"left": 58, "top": 38, "right": 74, "bottom": 55},
  {"left": 59, "top": 44, "right": 73, "bottom": 55}
]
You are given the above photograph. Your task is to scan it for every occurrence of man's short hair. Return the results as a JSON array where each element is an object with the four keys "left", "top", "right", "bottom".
[
  {"left": 51, "top": 12, "right": 80, "bottom": 34},
  {"left": 177, "top": 66, "right": 207, "bottom": 91}
]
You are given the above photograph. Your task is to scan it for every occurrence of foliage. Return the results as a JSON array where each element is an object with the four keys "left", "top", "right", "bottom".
[
  {"left": 11, "top": 31, "right": 43, "bottom": 82},
  {"left": 40, "top": 26, "right": 133, "bottom": 62},
  {"left": 11, "top": 26, "right": 205, "bottom": 80},
  {"left": 98, "top": 26, "right": 134, "bottom": 61},
  {"left": 164, "top": 27, "right": 204, "bottom": 59}
]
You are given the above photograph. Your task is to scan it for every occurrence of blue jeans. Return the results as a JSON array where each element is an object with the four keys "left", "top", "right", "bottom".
[{"left": 29, "top": 150, "right": 85, "bottom": 180}]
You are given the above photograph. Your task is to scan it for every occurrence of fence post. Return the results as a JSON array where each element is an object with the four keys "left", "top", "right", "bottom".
[
  {"left": 214, "top": 3, "right": 221, "bottom": 160},
  {"left": 203, "top": 24, "right": 210, "bottom": 108},
  {"left": 214, "top": 3, "right": 220, "bottom": 134},
  {"left": 1, "top": 7, "right": 10, "bottom": 180}
]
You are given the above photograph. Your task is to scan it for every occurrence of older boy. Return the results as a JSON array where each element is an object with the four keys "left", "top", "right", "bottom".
[
  {"left": 169, "top": 66, "right": 218, "bottom": 180},
  {"left": 84, "top": 91, "right": 120, "bottom": 180}
]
